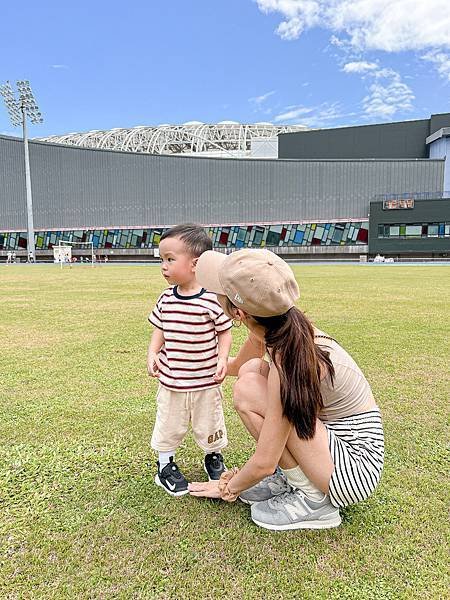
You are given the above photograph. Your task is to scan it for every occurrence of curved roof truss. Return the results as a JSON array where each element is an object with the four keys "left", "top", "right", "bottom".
[{"left": 40, "top": 122, "right": 307, "bottom": 156}]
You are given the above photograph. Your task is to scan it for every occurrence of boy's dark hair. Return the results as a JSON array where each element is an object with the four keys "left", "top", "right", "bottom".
[{"left": 160, "top": 223, "right": 212, "bottom": 257}]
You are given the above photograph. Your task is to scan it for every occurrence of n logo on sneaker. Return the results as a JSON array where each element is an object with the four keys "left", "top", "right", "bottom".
[
  {"left": 284, "top": 498, "right": 308, "bottom": 520},
  {"left": 165, "top": 480, "right": 176, "bottom": 491}
]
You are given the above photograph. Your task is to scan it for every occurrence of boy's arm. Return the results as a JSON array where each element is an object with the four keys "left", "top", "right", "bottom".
[
  {"left": 147, "top": 327, "right": 164, "bottom": 377},
  {"left": 226, "top": 331, "right": 265, "bottom": 377},
  {"left": 213, "top": 329, "right": 232, "bottom": 383}
]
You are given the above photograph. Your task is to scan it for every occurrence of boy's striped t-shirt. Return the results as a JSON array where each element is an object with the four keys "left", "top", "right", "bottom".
[{"left": 149, "top": 286, "right": 232, "bottom": 391}]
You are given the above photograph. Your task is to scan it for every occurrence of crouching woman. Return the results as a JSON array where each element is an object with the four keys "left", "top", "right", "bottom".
[{"left": 189, "top": 249, "right": 384, "bottom": 531}]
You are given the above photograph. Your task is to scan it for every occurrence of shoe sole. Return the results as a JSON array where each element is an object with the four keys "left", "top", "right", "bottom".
[
  {"left": 238, "top": 496, "right": 253, "bottom": 505},
  {"left": 251, "top": 514, "right": 342, "bottom": 531},
  {"left": 154, "top": 474, "right": 189, "bottom": 497}
]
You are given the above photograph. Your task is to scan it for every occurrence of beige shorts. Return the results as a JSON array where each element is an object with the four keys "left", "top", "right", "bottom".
[{"left": 151, "top": 385, "right": 228, "bottom": 453}]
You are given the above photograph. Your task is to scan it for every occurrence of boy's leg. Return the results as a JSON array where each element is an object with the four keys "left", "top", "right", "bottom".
[
  {"left": 151, "top": 386, "right": 190, "bottom": 496},
  {"left": 158, "top": 450, "right": 175, "bottom": 470},
  {"left": 190, "top": 387, "right": 228, "bottom": 480}
]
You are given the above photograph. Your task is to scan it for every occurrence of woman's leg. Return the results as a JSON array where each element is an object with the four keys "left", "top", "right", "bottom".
[
  {"left": 233, "top": 359, "right": 297, "bottom": 469},
  {"left": 233, "top": 359, "right": 334, "bottom": 494}
]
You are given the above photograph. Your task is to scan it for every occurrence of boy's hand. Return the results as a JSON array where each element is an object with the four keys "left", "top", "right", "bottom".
[
  {"left": 213, "top": 357, "right": 227, "bottom": 383},
  {"left": 147, "top": 351, "right": 161, "bottom": 377}
]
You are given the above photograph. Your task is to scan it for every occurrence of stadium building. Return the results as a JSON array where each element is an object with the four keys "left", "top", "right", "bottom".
[{"left": 0, "top": 115, "right": 449, "bottom": 261}]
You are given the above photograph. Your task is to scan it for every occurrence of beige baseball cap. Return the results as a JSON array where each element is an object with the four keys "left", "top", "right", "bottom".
[{"left": 196, "top": 249, "right": 300, "bottom": 317}]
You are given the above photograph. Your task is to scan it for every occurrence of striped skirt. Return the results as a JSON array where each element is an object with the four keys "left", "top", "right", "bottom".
[{"left": 325, "top": 409, "right": 384, "bottom": 508}]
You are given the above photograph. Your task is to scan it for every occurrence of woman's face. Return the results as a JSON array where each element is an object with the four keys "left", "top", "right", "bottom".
[
  {"left": 216, "top": 294, "right": 236, "bottom": 320},
  {"left": 217, "top": 294, "right": 266, "bottom": 340}
]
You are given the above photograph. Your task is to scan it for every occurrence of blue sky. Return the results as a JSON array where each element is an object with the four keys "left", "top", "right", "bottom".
[{"left": 1, "top": 0, "right": 449, "bottom": 138}]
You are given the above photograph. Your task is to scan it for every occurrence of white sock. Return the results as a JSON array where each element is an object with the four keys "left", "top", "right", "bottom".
[
  {"left": 281, "top": 466, "right": 325, "bottom": 502},
  {"left": 158, "top": 451, "right": 175, "bottom": 470}
]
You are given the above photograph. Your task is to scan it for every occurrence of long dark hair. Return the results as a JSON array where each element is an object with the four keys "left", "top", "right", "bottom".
[
  {"left": 212, "top": 298, "right": 328, "bottom": 444},
  {"left": 253, "top": 307, "right": 334, "bottom": 440},
  {"left": 222, "top": 296, "right": 335, "bottom": 439}
]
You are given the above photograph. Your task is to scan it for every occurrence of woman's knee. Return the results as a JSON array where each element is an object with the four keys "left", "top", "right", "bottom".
[
  {"left": 233, "top": 372, "right": 265, "bottom": 412},
  {"left": 237, "top": 358, "right": 269, "bottom": 379}
]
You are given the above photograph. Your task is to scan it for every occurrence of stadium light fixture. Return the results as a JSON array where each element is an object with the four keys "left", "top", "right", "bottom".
[{"left": 0, "top": 79, "right": 43, "bottom": 263}]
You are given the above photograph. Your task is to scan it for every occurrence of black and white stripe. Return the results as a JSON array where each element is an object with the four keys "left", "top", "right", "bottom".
[{"left": 325, "top": 410, "right": 384, "bottom": 508}]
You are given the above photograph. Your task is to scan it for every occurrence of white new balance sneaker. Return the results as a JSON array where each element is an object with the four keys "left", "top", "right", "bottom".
[{"left": 251, "top": 489, "right": 341, "bottom": 530}]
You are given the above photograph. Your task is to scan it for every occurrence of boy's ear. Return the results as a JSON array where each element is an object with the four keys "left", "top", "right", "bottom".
[{"left": 192, "top": 257, "right": 199, "bottom": 269}]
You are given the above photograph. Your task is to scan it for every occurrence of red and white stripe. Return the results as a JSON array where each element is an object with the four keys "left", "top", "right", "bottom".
[{"left": 149, "top": 287, "right": 231, "bottom": 391}]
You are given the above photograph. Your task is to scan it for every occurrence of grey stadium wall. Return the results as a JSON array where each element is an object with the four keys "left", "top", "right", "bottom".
[
  {"left": 0, "top": 134, "right": 445, "bottom": 258},
  {"left": 278, "top": 113, "right": 450, "bottom": 160}
]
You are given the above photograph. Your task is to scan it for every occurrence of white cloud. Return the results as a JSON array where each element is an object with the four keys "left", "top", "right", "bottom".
[
  {"left": 421, "top": 50, "right": 450, "bottom": 82},
  {"left": 50, "top": 64, "right": 69, "bottom": 69},
  {"left": 362, "top": 72, "right": 415, "bottom": 118},
  {"left": 274, "top": 105, "right": 314, "bottom": 121},
  {"left": 258, "top": 0, "right": 321, "bottom": 39},
  {"left": 274, "top": 102, "right": 348, "bottom": 126},
  {"left": 343, "top": 60, "right": 415, "bottom": 118},
  {"left": 342, "top": 61, "right": 378, "bottom": 74},
  {"left": 256, "top": 1, "right": 450, "bottom": 52},
  {"left": 257, "top": 1, "right": 446, "bottom": 120},
  {"left": 276, "top": 17, "right": 303, "bottom": 40},
  {"left": 249, "top": 90, "right": 276, "bottom": 104}
]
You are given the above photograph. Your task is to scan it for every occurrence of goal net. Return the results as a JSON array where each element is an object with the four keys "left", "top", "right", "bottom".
[{"left": 54, "top": 241, "right": 95, "bottom": 267}]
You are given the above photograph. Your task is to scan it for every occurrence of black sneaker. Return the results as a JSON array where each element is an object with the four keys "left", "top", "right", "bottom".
[
  {"left": 155, "top": 457, "right": 189, "bottom": 497},
  {"left": 204, "top": 452, "right": 226, "bottom": 481}
]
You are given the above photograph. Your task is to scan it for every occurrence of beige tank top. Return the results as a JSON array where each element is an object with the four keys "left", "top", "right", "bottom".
[{"left": 314, "top": 330, "right": 376, "bottom": 421}]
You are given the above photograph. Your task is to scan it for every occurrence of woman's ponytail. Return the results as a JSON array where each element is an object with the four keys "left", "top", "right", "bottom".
[{"left": 255, "top": 307, "right": 334, "bottom": 440}]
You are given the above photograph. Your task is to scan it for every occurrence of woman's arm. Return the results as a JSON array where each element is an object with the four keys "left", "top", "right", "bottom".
[
  {"left": 227, "top": 331, "right": 265, "bottom": 377},
  {"left": 189, "top": 364, "right": 292, "bottom": 498}
]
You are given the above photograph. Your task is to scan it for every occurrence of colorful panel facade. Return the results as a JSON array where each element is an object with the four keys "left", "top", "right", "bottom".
[{"left": 0, "top": 221, "right": 369, "bottom": 251}]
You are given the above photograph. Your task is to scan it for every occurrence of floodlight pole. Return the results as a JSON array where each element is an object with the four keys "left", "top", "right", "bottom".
[
  {"left": 0, "top": 80, "right": 42, "bottom": 263},
  {"left": 21, "top": 100, "right": 36, "bottom": 262}
]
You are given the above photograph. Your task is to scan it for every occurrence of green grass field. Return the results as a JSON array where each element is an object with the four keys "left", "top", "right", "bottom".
[{"left": 0, "top": 264, "right": 448, "bottom": 599}]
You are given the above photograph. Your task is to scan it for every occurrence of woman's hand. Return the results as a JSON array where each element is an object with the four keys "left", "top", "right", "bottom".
[
  {"left": 188, "top": 480, "right": 222, "bottom": 498},
  {"left": 189, "top": 467, "right": 240, "bottom": 501}
]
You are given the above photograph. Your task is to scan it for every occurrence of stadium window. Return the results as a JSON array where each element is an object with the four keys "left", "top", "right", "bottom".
[
  {"left": 331, "top": 224, "right": 344, "bottom": 244},
  {"left": 428, "top": 224, "right": 439, "bottom": 237},
  {"left": 294, "top": 229, "right": 304, "bottom": 244},
  {"left": 405, "top": 225, "right": 422, "bottom": 237},
  {"left": 389, "top": 225, "right": 400, "bottom": 237},
  {"left": 266, "top": 230, "right": 281, "bottom": 246}
]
